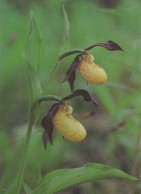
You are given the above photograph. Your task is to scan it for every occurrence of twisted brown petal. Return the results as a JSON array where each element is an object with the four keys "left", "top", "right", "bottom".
[
  {"left": 85, "top": 40, "right": 125, "bottom": 52},
  {"left": 62, "top": 54, "right": 81, "bottom": 92},
  {"left": 62, "top": 89, "right": 98, "bottom": 107},
  {"left": 42, "top": 103, "right": 59, "bottom": 149},
  {"left": 43, "top": 131, "right": 48, "bottom": 150}
]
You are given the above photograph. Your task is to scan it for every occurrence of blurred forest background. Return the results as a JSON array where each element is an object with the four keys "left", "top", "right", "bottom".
[{"left": 0, "top": 0, "right": 140, "bottom": 193}]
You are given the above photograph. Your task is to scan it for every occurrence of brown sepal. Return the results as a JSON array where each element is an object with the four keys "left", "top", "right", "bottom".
[
  {"left": 43, "top": 131, "right": 48, "bottom": 150},
  {"left": 41, "top": 103, "right": 59, "bottom": 149},
  {"left": 62, "top": 89, "right": 98, "bottom": 107},
  {"left": 62, "top": 54, "right": 81, "bottom": 92},
  {"left": 67, "top": 71, "right": 76, "bottom": 92},
  {"left": 85, "top": 40, "right": 125, "bottom": 52}
]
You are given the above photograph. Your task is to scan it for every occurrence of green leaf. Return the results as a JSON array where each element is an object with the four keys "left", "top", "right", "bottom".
[
  {"left": 23, "top": 10, "right": 43, "bottom": 125},
  {"left": 23, "top": 182, "right": 32, "bottom": 194},
  {"left": 38, "top": 163, "right": 42, "bottom": 182},
  {"left": 24, "top": 10, "right": 44, "bottom": 74},
  {"left": 27, "top": 62, "right": 42, "bottom": 125},
  {"left": 59, "top": 6, "right": 70, "bottom": 56},
  {"left": 27, "top": 62, "right": 42, "bottom": 103},
  {"left": 32, "top": 163, "right": 138, "bottom": 194},
  {"left": 22, "top": 10, "right": 43, "bottom": 124},
  {"left": 42, "top": 6, "right": 70, "bottom": 95}
]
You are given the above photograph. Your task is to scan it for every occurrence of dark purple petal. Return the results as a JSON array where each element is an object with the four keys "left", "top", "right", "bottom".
[
  {"left": 41, "top": 103, "right": 59, "bottom": 148},
  {"left": 42, "top": 117, "right": 54, "bottom": 146},
  {"left": 62, "top": 89, "right": 98, "bottom": 107},
  {"left": 43, "top": 131, "right": 48, "bottom": 149},
  {"left": 67, "top": 71, "right": 75, "bottom": 92},
  {"left": 62, "top": 54, "right": 81, "bottom": 92},
  {"left": 85, "top": 40, "right": 125, "bottom": 52}
]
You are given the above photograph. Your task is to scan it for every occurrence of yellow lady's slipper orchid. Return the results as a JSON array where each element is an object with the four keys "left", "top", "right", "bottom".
[
  {"left": 62, "top": 41, "right": 124, "bottom": 91},
  {"left": 79, "top": 53, "right": 107, "bottom": 85},
  {"left": 54, "top": 104, "right": 86, "bottom": 142},
  {"left": 41, "top": 89, "right": 98, "bottom": 149}
]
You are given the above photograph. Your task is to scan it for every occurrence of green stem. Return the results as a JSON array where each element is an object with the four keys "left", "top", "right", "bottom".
[
  {"left": 15, "top": 95, "right": 61, "bottom": 193},
  {"left": 58, "top": 49, "right": 83, "bottom": 61},
  {"left": 15, "top": 121, "right": 33, "bottom": 194},
  {"left": 15, "top": 49, "right": 84, "bottom": 192},
  {"left": 38, "top": 95, "right": 61, "bottom": 104}
]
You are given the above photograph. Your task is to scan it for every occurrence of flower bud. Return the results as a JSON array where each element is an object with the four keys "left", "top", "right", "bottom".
[
  {"left": 79, "top": 53, "right": 107, "bottom": 85},
  {"left": 54, "top": 104, "right": 86, "bottom": 142}
]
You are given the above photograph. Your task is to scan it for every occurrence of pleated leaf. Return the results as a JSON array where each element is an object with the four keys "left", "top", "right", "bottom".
[
  {"left": 27, "top": 62, "right": 42, "bottom": 125},
  {"left": 23, "top": 182, "right": 32, "bottom": 194},
  {"left": 42, "top": 6, "right": 70, "bottom": 95},
  {"left": 59, "top": 6, "right": 70, "bottom": 56},
  {"left": 24, "top": 10, "right": 44, "bottom": 73},
  {"left": 32, "top": 163, "right": 138, "bottom": 194},
  {"left": 23, "top": 10, "right": 43, "bottom": 125}
]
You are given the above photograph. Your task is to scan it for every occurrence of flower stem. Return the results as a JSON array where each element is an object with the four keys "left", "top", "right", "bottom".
[
  {"left": 38, "top": 95, "right": 61, "bottom": 104},
  {"left": 58, "top": 49, "right": 83, "bottom": 61},
  {"left": 15, "top": 121, "right": 33, "bottom": 194}
]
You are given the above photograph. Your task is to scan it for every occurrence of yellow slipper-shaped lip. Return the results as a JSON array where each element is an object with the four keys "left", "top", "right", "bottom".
[
  {"left": 54, "top": 104, "right": 87, "bottom": 142},
  {"left": 79, "top": 53, "right": 107, "bottom": 85}
]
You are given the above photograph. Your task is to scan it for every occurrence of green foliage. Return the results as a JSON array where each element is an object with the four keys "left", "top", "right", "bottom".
[
  {"left": 59, "top": 6, "right": 70, "bottom": 56},
  {"left": 42, "top": 6, "right": 71, "bottom": 95},
  {"left": 24, "top": 10, "right": 44, "bottom": 74},
  {"left": 23, "top": 182, "right": 32, "bottom": 194},
  {"left": 27, "top": 62, "right": 42, "bottom": 124},
  {"left": 32, "top": 163, "right": 137, "bottom": 194},
  {"left": 0, "top": 0, "right": 140, "bottom": 193},
  {"left": 24, "top": 10, "right": 43, "bottom": 125}
]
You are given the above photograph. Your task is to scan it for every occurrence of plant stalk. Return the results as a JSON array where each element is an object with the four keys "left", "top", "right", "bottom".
[
  {"left": 15, "top": 122, "right": 33, "bottom": 194},
  {"left": 38, "top": 95, "right": 61, "bottom": 104},
  {"left": 16, "top": 48, "right": 84, "bottom": 192}
]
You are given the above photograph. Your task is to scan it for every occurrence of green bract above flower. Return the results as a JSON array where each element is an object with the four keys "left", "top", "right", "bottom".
[{"left": 41, "top": 89, "right": 98, "bottom": 149}]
